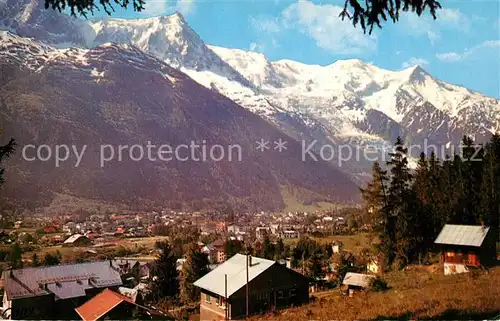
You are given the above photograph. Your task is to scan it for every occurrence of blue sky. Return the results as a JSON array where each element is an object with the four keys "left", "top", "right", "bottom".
[{"left": 90, "top": 0, "right": 500, "bottom": 97}]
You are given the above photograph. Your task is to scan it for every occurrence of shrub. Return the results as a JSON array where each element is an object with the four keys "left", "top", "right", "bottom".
[{"left": 369, "top": 276, "right": 389, "bottom": 292}]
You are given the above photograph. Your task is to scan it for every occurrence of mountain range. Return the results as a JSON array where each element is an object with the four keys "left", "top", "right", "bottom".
[{"left": 0, "top": 0, "right": 498, "bottom": 211}]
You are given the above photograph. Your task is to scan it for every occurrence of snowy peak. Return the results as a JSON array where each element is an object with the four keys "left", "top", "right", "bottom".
[
  {"left": 0, "top": 0, "right": 94, "bottom": 46},
  {"left": 89, "top": 12, "right": 205, "bottom": 69}
]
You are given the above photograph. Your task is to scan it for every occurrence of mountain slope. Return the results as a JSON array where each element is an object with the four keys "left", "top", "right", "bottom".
[
  {"left": 1, "top": 0, "right": 498, "bottom": 187},
  {"left": 0, "top": 31, "right": 359, "bottom": 210}
]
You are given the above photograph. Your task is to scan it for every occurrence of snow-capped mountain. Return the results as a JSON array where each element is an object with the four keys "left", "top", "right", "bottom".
[
  {"left": 1, "top": 0, "right": 499, "bottom": 183},
  {"left": 0, "top": 30, "right": 360, "bottom": 209}
]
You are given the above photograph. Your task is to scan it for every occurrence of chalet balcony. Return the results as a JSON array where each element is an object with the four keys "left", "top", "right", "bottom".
[{"left": 441, "top": 253, "right": 481, "bottom": 266}]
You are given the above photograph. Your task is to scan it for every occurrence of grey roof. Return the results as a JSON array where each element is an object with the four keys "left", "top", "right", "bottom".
[
  {"left": 2, "top": 261, "right": 122, "bottom": 301},
  {"left": 194, "top": 254, "right": 275, "bottom": 297},
  {"left": 434, "top": 225, "right": 490, "bottom": 247},
  {"left": 63, "top": 234, "right": 86, "bottom": 244},
  {"left": 342, "top": 272, "right": 375, "bottom": 288}
]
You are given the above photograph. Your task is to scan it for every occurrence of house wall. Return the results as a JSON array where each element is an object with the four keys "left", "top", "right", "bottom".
[
  {"left": 444, "top": 262, "right": 469, "bottom": 275},
  {"left": 10, "top": 295, "right": 54, "bottom": 319},
  {"left": 228, "top": 264, "right": 309, "bottom": 319},
  {"left": 200, "top": 291, "right": 228, "bottom": 321}
]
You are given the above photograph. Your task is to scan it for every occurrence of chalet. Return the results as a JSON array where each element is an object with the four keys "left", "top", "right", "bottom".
[
  {"left": 342, "top": 272, "right": 375, "bottom": 297},
  {"left": 281, "top": 230, "right": 299, "bottom": 239},
  {"left": 367, "top": 258, "right": 380, "bottom": 274},
  {"left": 194, "top": 254, "right": 309, "bottom": 320},
  {"left": 434, "top": 224, "right": 496, "bottom": 275},
  {"left": 63, "top": 234, "right": 92, "bottom": 247},
  {"left": 255, "top": 227, "right": 270, "bottom": 240},
  {"left": 1, "top": 261, "right": 123, "bottom": 320},
  {"left": 75, "top": 289, "right": 167, "bottom": 321}
]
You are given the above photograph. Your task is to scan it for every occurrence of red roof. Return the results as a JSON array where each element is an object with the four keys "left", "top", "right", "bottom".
[{"left": 75, "top": 289, "right": 134, "bottom": 321}]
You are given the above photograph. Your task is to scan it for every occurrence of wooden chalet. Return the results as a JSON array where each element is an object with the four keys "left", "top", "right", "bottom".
[{"left": 434, "top": 224, "right": 496, "bottom": 275}]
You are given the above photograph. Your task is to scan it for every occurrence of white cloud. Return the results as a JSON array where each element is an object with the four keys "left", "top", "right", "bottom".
[
  {"left": 249, "top": 38, "right": 279, "bottom": 53},
  {"left": 436, "top": 40, "right": 500, "bottom": 63},
  {"left": 280, "top": 0, "right": 376, "bottom": 54},
  {"left": 401, "top": 8, "right": 470, "bottom": 44},
  {"left": 401, "top": 57, "right": 429, "bottom": 69},
  {"left": 140, "top": 0, "right": 195, "bottom": 17},
  {"left": 175, "top": 0, "right": 195, "bottom": 16},
  {"left": 140, "top": 0, "right": 167, "bottom": 15},
  {"left": 250, "top": 16, "right": 281, "bottom": 33}
]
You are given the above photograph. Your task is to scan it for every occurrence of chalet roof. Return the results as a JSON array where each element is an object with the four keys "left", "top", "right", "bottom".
[
  {"left": 434, "top": 225, "right": 490, "bottom": 247},
  {"left": 2, "top": 261, "right": 122, "bottom": 300},
  {"left": 64, "top": 234, "right": 87, "bottom": 244},
  {"left": 194, "top": 254, "right": 275, "bottom": 297},
  {"left": 75, "top": 289, "right": 134, "bottom": 321},
  {"left": 342, "top": 272, "right": 375, "bottom": 288}
]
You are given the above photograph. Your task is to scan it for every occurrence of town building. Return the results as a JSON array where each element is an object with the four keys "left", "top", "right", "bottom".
[
  {"left": 194, "top": 254, "right": 309, "bottom": 320},
  {"left": 75, "top": 288, "right": 167, "bottom": 321},
  {"left": 63, "top": 234, "right": 92, "bottom": 247},
  {"left": 280, "top": 230, "right": 299, "bottom": 239},
  {"left": 1, "top": 261, "right": 123, "bottom": 320},
  {"left": 341, "top": 272, "right": 375, "bottom": 297},
  {"left": 434, "top": 224, "right": 496, "bottom": 275},
  {"left": 366, "top": 258, "right": 380, "bottom": 274}
]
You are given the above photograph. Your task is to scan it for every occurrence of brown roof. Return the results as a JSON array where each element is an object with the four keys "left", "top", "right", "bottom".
[{"left": 75, "top": 289, "right": 134, "bottom": 321}]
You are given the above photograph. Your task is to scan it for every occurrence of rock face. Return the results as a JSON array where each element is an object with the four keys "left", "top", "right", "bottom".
[{"left": 0, "top": 32, "right": 359, "bottom": 210}]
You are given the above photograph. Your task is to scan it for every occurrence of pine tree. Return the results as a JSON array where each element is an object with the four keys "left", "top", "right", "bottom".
[
  {"left": 179, "top": 243, "right": 209, "bottom": 304},
  {"left": 42, "top": 252, "right": 61, "bottom": 266},
  {"left": 360, "top": 161, "right": 389, "bottom": 228},
  {"left": 386, "top": 137, "right": 418, "bottom": 268},
  {"left": 32, "top": 253, "right": 40, "bottom": 267},
  {"left": 9, "top": 243, "right": 23, "bottom": 269},
  {"left": 480, "top": 134, "right": 500, "bottom": 242},
  {"left": 149, "top": 241, "right": 179, "bottom": 302},
  {"left": 224, "top": 239, "right": 243, "bottom": 258},
  {"left": 0, "top": 137, "right": 15, "bottom": 187},
  {"left": 262, "top": 235, "right": 275, "bottom": 260},
  {"left": 459, "top": 136, "right": 484, "bottom": 224},
  {"left": 274, "top": 238, "right": 285, "bottom": 261}
]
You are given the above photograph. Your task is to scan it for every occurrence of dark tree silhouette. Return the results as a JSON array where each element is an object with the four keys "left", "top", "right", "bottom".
[
  {"left": 43, "top": 0, "right": 442, "bottom": 34},
  {"left": 44, "top": 0, "right": 146, "bottom": 17},
  {"left": 340, "top": 0, "right": 442, "bottom": 34},
  {"left": 0, "top": 138, "right": 15, "bottom": 186}
]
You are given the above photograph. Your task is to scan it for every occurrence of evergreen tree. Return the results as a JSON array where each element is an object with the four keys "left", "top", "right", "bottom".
[
  {"left": 0, "top": 137, "right": 15, "bottom": 187},
  {"left": 262, "top": 235, "right": 275, "bottom": 260},
  {"left": 274, "top": 238, "right": 285, "bottom": 261},
  {"left": 224, "top": 239, "right": 243, "bottom": 258},
  {"left": 179, "top": 243, "right": 209, "bottom": 304},
  {"left": 360, "top": 161, "right": 389, "bottom": 228},
  {"left": 386, "top": 137, "right": 418, "bottom": 268},
  {"left": 9, "top": 243, "right": 23, "bottom": 269},
  {"left": 149, "top": 241, "right": 178, "bottom": 302},
  {"left": 42, "top": 252, "right": 61, "bottom": 266},
  {"left": 32, "top": 253, "right": 40, "bottom": 267},
  {"left": 480, "top": 134, "right": 500, "bottom": 242}
]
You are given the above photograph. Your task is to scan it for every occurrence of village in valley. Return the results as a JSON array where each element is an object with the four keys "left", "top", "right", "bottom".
[
  {"left": 0, "top": 202, "right": 498, "bottom": 320},
  {"left": 0, "top": 0, "right": 499, "bottom": 320}
]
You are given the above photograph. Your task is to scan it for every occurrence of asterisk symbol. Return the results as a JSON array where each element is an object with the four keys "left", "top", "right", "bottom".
[
  {"left": 255, "top": 139, "right": 270, "bottom": 152},
  {"left": 274, "top": 139, "right": 287, "bottom": 152}
]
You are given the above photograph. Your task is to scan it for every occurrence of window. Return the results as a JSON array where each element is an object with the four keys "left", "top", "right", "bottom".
[
  {"left": 205, "top": 294, "right": 211, "bottom": 303},
  {"left": 277, "top": 291, "right": 284, "bottom": 299},
  {"left": 290, "top": 288, "right": 296, "bottom": 297}
]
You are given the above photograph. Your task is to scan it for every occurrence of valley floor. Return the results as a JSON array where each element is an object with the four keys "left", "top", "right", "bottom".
[{"left": 252, "top": 265, "right": 500, "bottom": 321}]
